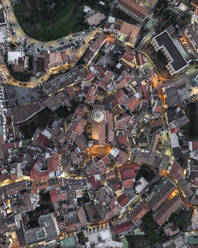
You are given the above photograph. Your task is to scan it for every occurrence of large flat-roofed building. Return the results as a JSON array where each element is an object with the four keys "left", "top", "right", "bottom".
[
  {"left": 151, "top": 30, "right": 189, "bottom": 75},
  {"left": 24, "top": 213, "right": 60, "bottom": 246},
  {"left": 117, "top": 0, "right": 148, "bottom": 23}
]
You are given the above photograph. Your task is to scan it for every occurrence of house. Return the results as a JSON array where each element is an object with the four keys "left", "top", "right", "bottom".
[
  {"left": 130, "top": 201, "right": 149, "bottom": 224},
  {"left": 85, "top": 85, "right": 98, "bottom": 105},
  {"left": 117, "top": 193, "right": 130, "bottom": 207},
  {"left": 119, "top": 162, "right": 140, "bottom": 181},
  {"left": 47, "top": 153, "right": 61, "bottom": 178},
  {"left": 98, "top": 70, "right": 115, "bottom": 91},
  {"left": 114, "top": 19, "right": 140, "bottom": 47},
  {"left": 114, "top": 71, "right": 131, "bottom": 90},
  {"left": 121, "top": 51, "right": 136, "bottom": 68},
  {"left": 169, "top": 161, "right": 184, "bottom": 181},
  {"left": 125, "top": 93, "right": 141, "bottom": 113},
  {"left": 70, "top": 118, "right": 87, "bottom": 136}
]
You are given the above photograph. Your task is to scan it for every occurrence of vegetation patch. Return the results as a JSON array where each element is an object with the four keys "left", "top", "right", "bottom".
[{"left": 13, "top": 0, "right": 88, "bottom": 41}]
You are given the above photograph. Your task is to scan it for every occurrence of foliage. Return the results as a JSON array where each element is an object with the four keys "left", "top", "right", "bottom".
[
  {"left": 136, "top": 164, "right": 155, "bottom": 182},
  {"left": 13, "top": 0, "right": 88, "bottom": 41},
  {"left": 169, "top": 208, "right": 193, "bottom": 231},
  {"left": 142, "top": 213, "right": 165, "bottom": 246},
  {"left": 185, "top": 103, "right": 198, "bottom": 139}
]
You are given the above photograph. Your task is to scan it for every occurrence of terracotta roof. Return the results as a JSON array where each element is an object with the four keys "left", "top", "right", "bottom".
[
  {"left": 126, "top": 95, "right": 141, "bottom": 112},
  {"left": 85, "top": 202, "right": 100, "bottom": 223},
  {"left": 117, "top": 19, "right": 141, "bottom": 44},
  {"left": 66, "top": 87, "right": 75, "bottom": 100},
  {"left": 10, "top": 103, "right": 44, "bottom": 124},
  {"left": 50, "top": 189, "right": 58, "bottom": 203},
  {"left": 91, "top": 121, "right": 106, "bottom": 145},
  {"left": 30, "top": 167, "right": 49, "bottom": 181},
  {"left": 77, "top": 206, "right": 87, "bottom": 226},
  {"left": 122, "top": 51, "right": 135, "bottom": 63},
  {"left": 153, "top": 196, "right": 183, "bottom": 226},
  {"left": 85, "top": 85, "right": 98, "bottom": 104},
  {"left": 47, "top": 153, "right": 59, "bottom": 172},
  {"left": 140, "top": 83, "right": 149, "bottom": 100},
  {"left": 116, "top": 150, "right": 129, "bottom": 165},
  {"left": 105, "top": 169, "right": 116, "bottom": 180},
  {"left": 89, "top": 175, "right": 101, "bottom": 191},
  {"left": 117, "top": 135, "right": 128, "bottom": 146},
  {"left": 71, "top": 118, "right": 87, "bottom": 136},
  {"left": 90, "top": 34, "right": 106, "bottom": 52},
  {"left": 74, "top": 105, "right": 87, "bottom": 117},
  {"left": 115, "top": 114, "right": 132, "bottom": 130},
  {"left": 85, "top": 68, "right": 95, "bottom": 81},
  {"left": 119, "top": 162, "right": 140, "bottom": 180},
  {"left": 118, "top": 0, "right": 148, "bottom": 20},
  {"left": 37, "top": 133, "right": 50, "bottom": 148},
  {"left": 191, "top": 141, "right": 198, "bottom": 151},
  {"left": 115, "top": 71, "right": 131, "bottom": 90},
  {"left": 113, "top": 221, "right": 132, "bottom": 234},
  {"left": 48, "top": 52, "right": 66, "bottom": 68},
  {"left": 130, "top": 201, "right": 149, "bottom": 223},
  {"left": 135, "top": 53, "right": 144, "bottom": 66},
  {"left": 146, "top": 179, "right": 176, "bottom": 211},
  {"left": 169, "top": 161, "right": 184, "bottom": 181},
  {"left": 98, "top": 71, "right": 115, "bottom": 91},
  {"left": 123, "top": 179, "right": 133, "bottom": 188},
  {"left": 117, "top": 193, "right": 130, "bottom": 207}
]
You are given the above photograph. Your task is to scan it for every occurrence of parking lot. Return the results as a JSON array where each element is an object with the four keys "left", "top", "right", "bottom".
[{"left": 2, "top": 0, "right": 94, "bottom": 56}]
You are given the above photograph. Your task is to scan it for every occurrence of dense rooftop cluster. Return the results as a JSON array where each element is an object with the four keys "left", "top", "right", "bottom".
[{"left": 0, "top": 0, "right": 198, "bottom": 248}]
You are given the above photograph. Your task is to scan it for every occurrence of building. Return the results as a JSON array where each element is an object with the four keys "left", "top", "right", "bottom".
[
  {"left": 24, "top": 213, "right": 60, "bottom": 246},
  {"left": 47, "top": 52, "right": 67, "bottom": 69},
  {"left": 117, "top": 0, "right": 148, "bottom": 23},
  {"left": 8, "top": 51, "right": 25, "bottom": 65},
  {"left": 184, "top": 25, "right": 198, "bottom": 53},
  {"left": 146, "top": 179, "right": 177, "bottom": 211},
  {"left": 130, "top": 201, "right": 149, "bottom": 224},
  {"left": 9, "top": 103, "right": 45, "bottom": 124},
  {"left": 86, "top": 12, "right": 106, "bottom": 26},
  {"left": 153, "top": 195, "right": 183, "bottom": 226},
  {"left": 114, "top": 19, "right": 141, "bottom": 47},
  {"left": 87, "top": 223, "right": 116, "bottom": 247},
  {"left": 113, "top": 221, "right": 133, "bottom": 235},
  {"left": 151, "top": 30, "right": 189, "bottom": 75}
]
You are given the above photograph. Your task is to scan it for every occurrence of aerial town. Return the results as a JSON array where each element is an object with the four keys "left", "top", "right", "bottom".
[{"left": 0, "top": 0, "right": 198, "bottom": 247}]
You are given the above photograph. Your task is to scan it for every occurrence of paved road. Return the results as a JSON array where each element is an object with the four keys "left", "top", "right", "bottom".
[{"left": 0, "top": 28, "right": 101, "bottom": 88}]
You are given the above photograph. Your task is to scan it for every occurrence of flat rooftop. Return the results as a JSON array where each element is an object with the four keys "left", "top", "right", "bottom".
[{"left": 154, "top": 30, "right": 187, "bottom": 72}]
